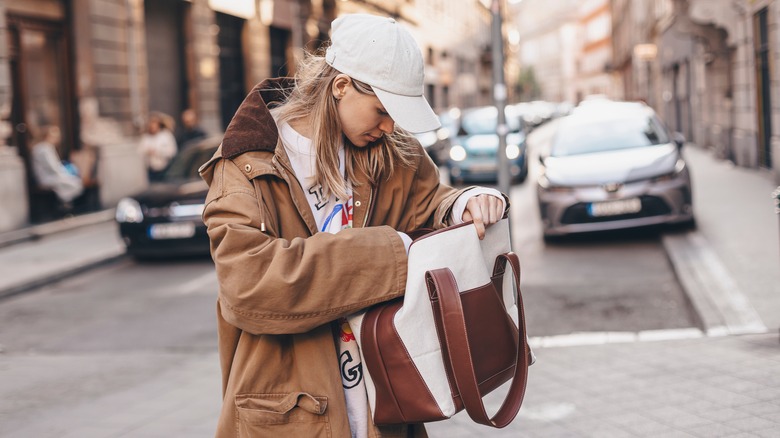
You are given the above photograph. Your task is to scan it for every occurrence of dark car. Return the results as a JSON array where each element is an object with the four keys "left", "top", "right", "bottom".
[
  {"left": 537, "top": 100, "right": 694, "bottom": 239},
  {"left": 447, "top": 105, "right": 528, "bottom": 184},
  {"left": 116, "top": 136, "right": 220, "bottom": 258},
  {"left": 413, "top": 108, "right": 460, "bottom": 166}
]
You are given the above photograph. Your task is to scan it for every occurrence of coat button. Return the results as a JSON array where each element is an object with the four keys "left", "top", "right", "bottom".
[
  {"left": 244, "top": 164, "right": 251, "bottom": 172},
  {"left": 355, "top": 201, "right": 362, "bottom": 207}
]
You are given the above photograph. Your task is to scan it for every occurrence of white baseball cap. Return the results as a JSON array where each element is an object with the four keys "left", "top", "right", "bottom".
[{"left": 325, "top": 14, "right": 440, "bottom": 134}]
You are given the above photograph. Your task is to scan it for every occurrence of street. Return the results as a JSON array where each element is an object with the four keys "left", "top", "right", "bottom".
[
  {"left": 0, "top": 122, "right": 711, "bottom": 437},
  {"left": 3, "top": 1, "right": 780, "bottom": 436},
  {"left": 0, "top": 258, "right": 221, "bottom": 437}
]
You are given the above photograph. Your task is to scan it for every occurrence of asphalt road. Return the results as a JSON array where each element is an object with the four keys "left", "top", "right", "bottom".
[{"left": 0, "top": 121, "right": 699, "bottom": 433}]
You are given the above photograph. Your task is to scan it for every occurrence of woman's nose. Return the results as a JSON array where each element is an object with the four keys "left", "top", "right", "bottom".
[{"left": 378, "top": 116, "right": 394, "bottom": 134}]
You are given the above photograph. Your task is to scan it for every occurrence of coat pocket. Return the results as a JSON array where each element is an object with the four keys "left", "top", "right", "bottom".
[{"left": 235, "top": 392, "right": 330, "bottom": 437}]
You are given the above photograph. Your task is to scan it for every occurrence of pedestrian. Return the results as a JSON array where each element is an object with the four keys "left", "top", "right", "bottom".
[
  {"left": 30, "top": 125, "right": 84, "bottom": 209},
  {"left": 200, "top": 14, "right": 506, "bottom": 438},
  {"left": 176, "top": 108, "right": 206, "bottom": 150},
  {"left": 138, "top": 111, "right": 177, "bottom": 181}
]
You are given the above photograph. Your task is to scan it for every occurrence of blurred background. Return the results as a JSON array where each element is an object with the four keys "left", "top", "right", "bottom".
[
  {"left": 1, "top": 0, "right": 780, "bottom": 437},
  {"left": 0, "top": 0, "right": 777, "bottom": 229}
]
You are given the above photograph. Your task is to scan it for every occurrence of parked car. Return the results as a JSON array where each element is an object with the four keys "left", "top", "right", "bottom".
[
  {"left": 414, "top": 107, "right": 460, "bottom": 166},
  {"left": 537, "top": 101, "right": 694, "bottom": 239},
  {"left": 447, "top": 105, "right": 528, "bottom": 184},
  {"left": 116, "top": 136, "right": 221, "bottom": 258}
]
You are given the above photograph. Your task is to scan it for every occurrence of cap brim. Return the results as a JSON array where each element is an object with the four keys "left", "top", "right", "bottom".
[{"left": 373, "top": 88, "right": 440, "bottom": 134}]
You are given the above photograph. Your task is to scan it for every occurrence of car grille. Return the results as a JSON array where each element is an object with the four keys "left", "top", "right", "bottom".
[{"left": 560, "top": 195, "right": 672, "bottom": 225}]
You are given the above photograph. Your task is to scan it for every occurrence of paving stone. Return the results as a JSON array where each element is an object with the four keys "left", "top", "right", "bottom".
[
  {"left": 684, "top": 423, "right": 743, "bottom": 438},
  {"left": 728, "top": 416, "right": 779, "bottom": 433}
]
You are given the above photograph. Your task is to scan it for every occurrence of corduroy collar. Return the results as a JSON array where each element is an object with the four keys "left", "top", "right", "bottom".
[{"left": 221, "top": 78, "right": 295, "bottom": 159}]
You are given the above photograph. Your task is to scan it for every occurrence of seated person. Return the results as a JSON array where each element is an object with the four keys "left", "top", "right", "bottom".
[
  {"left": 176, "top": 108, "right": 206, "bottom": 150},
  {"left": 30, "top": 125, "right": 84, "bottom": 206}
]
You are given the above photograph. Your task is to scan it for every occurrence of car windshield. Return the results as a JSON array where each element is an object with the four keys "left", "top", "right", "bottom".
[
  {"left": 460, "top": 107, "right": 523, "bottom": 135},
  {"left": 163, "top": 145, "right": 219, "bottom": 181},
  {"left": 551, "top": 114, "right": 670, "bottom": 156}
]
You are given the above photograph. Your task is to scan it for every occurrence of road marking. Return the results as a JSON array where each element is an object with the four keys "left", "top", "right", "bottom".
[
  {"left": 662, "top": 231, "right": 767, "bottom": 335},
  {"left": 518, "top": 402, "right": 577, "bottom": 422},
  {"left": 170, "top": 270, "right": 218, "bottom": 296},
  {"left": 528, "top": 328, "right": 707, "bottom": 348}
]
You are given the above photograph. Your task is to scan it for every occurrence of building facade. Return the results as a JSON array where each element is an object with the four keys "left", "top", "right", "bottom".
[
  {"left": 0, "top": 0, "right": 493, "bottom": 232},
  {"left": 511, "top": 0, "right": 619, "bottom": 104},
  {"left": 611, "top": 0, "right": 779, "bottom": 178}
]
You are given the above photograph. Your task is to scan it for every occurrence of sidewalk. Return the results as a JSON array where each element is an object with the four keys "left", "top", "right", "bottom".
[
  {"left": 3, "top": 333, "right": 777, "bottom": 438},
  {"left": 0, "top": 209, "right": 126, "bottom": 300},
  {"left": 0, "top": 145, "right": 779, "bottom": 437},
  {"left": 428, "top": 332, "right": 780, "bottom": 438}
]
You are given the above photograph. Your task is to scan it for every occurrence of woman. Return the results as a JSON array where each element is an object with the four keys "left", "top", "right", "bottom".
[
  {"left": 200, "top": 14, "right": 506, "bottom": 437},
  {"left": 138, "top": 111, "right": 177, "bottom": 181},
  {"left": 30, "top": 125, "right": 84, "bottom": 207}
]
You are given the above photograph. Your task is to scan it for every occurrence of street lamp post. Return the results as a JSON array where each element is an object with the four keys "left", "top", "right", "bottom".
[{"left": 491, "top": 0, "right": 510, "bottom": 197}]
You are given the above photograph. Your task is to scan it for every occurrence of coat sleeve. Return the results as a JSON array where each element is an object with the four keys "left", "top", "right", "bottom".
[
  {"left": 203, "top": 159, "right": 409, "bottom": 336},
  {"left": 393, "top": 145, "right": 474, "bottom": 232}
]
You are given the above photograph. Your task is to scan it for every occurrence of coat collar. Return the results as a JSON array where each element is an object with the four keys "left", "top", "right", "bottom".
[
  {"left": 221, "top": 78, "right": 295, "bottom": 159},
  {"left": 218, "top": 77, "right": 377, "bottom": 231}
]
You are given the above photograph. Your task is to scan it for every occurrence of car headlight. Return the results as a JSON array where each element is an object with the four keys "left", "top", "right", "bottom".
[
  {"left": 506, "top": 144, "right": 521, "bottom": 159},
  {"left": 116, "top": 197, "right": 144, "bottom": 223},
  {"left": 450, "top": 145, "right": 467, "bottom": 162},
  {"left": 538, "top": 174, "right": 573, "bottom": 192},
  {"left": 651, "top": 159, "right": 687, "bottom": 182}
]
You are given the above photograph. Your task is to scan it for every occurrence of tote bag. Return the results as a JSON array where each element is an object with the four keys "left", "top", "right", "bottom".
[{"left": 348, "top": 218, "right": 530, "bottom": 427}]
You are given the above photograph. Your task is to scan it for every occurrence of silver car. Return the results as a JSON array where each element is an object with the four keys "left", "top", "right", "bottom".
[{"left": 537, "top": 101, "right": 694, "bottom": 239}]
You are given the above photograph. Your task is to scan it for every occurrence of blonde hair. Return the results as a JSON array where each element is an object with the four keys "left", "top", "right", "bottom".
[
  {"left": 147, "top": 111, "right": 175, "bottom": 133},
  {"left": 274, "top": 53, "right": 419, "bottom": 201}
]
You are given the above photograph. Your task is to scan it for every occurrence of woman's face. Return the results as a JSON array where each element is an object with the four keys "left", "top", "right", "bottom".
[
  {"left": 334, "top": 78, "right": 395, "bottom": 147},
  {"left": 148, "top": 120, "right": 161, "bottom": 134}
]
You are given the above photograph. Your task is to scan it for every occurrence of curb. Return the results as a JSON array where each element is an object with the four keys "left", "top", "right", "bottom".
[
  {"left": 0, "top": 209, "right": 116, "bottom": 249},
  {"left": 0, "top": 248, "right": 127, "bottom": 301},
  {"left": 662, "top": 230, "right": 767, "bottom": 336},
  {"left": 0, "top": 210, "right": 125, "bottom": 301}
]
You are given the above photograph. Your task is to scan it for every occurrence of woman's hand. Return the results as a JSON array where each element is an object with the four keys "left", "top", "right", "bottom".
[{"left": 462, "top": 194, "right": 504, "bottom": 239}]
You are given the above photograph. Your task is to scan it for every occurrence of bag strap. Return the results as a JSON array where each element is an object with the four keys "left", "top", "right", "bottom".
[{"left": 425, "top": 252, "right": 529, "bottom": 428}]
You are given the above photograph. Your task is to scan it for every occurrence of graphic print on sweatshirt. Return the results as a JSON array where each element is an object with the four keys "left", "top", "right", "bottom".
[
  {"left": 338, "top": 318, "right": 363, "bottom": 389},
  {"left": 280, "top": 120, "right": 367, "bottom": 437}
]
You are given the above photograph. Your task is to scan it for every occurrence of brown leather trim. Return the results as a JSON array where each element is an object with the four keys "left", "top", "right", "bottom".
[
  {"left": 361, "top": 299, "right": 444, "bottom": 425},
  {"left": 362, "top": 250, "right": 530, "bottom": 428},
  {"left": 425, "top": 251, "right": 529, "bottom": 428}
]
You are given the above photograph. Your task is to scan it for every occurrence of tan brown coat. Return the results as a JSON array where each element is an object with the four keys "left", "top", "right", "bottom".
[{"left": 200, "top": 80, "right": 471, "bottom": 437}]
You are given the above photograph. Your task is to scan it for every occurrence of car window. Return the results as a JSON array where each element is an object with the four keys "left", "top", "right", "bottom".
[
  {"left": 163, "top": 145, "right": 219, "bottom": 181},
  {"left": 551, "top": 115, "right": 670, "bottom": 156},
  {"left": 460, "top": 107, "right": 522, "bottom": 135}
]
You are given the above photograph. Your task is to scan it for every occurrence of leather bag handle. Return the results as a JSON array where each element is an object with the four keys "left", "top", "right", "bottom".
[{"left": 425, "top": 252, "right": 529, "bottom": 428}]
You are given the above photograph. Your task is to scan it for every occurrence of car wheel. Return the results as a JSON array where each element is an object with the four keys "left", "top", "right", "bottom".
[
  {"left": 542, "top": 233, "right": 560, "bottom": 244},
  {"left": 514, "top": 164, "right": 528, "bottom": 184},
  {"left": 671, "top": 217, "right": 697, "bottom": 231}
]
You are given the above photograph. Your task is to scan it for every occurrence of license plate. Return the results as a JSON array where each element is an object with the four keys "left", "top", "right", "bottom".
[
  {"left": 587, "top": 198, "right": 642, "bottom": 217},
  {"left": 469, "top": 163, "right": 496, "bottom": 173},
  {"left": 148, "top": 222, "right": 196, "bottom": 240}
]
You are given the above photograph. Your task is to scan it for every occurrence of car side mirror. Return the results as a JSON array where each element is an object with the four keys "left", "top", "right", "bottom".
[{"left": 673, "top": 132, "right": 685, "bottom": 149}]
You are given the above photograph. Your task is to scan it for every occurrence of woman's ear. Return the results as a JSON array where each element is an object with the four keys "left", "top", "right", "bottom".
[{"left": 332, "top": 74, "right": 351, "bottom": 100}]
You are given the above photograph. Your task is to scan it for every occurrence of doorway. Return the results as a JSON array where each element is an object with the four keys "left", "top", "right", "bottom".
[
  {"left": 7, "top": 14, "right": 78, "bottom": 222},
  {"left": 216, "top": 12, "right": 246, "bottom": 131},
  {"left": 144, "top": 0, "right": 188, "bottom": 125},
  {"left": 754, "top": 7, "right": 772, "bottom": 169}
]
